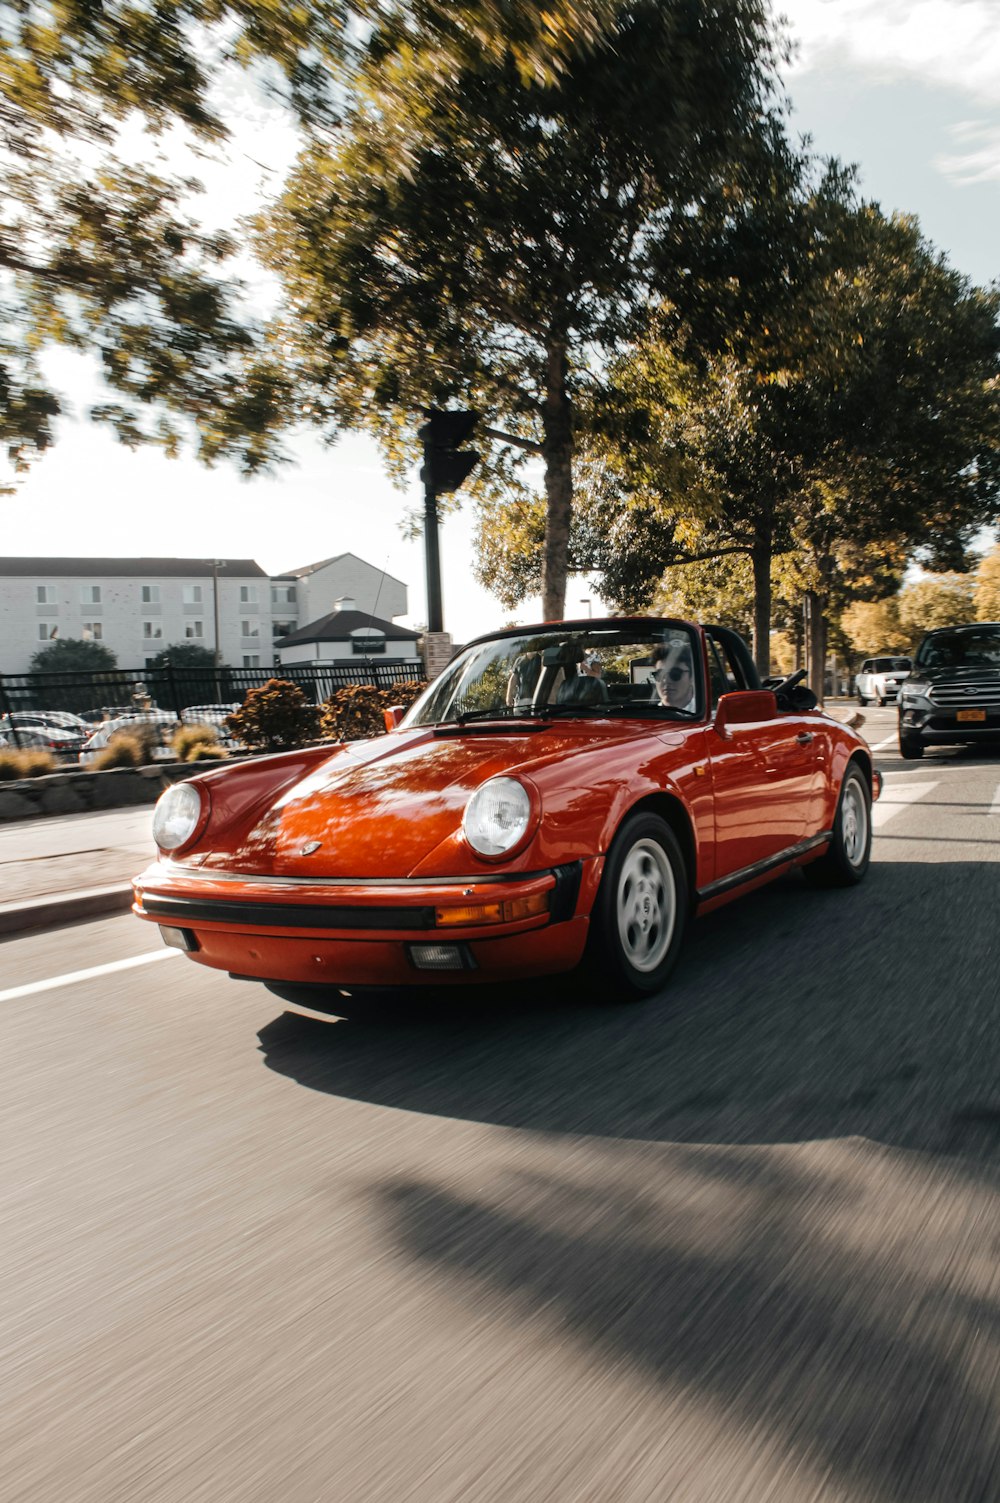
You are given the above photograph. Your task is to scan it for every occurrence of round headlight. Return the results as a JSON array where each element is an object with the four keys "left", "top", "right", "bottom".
[
  {"left": 463, "top": 777, "right": 533, "bottom": 858},
  {"left": 152, "top": 781, "right": 207, "bottom": 852}
]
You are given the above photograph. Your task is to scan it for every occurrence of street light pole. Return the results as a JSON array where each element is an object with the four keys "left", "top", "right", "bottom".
[{"left": 212, "top": 560, "right": 224, "bottom": 699}]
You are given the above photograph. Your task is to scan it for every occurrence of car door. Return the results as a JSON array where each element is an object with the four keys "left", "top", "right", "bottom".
[{"left": 704, "top": 632, "right": 819, "bottom": 881}]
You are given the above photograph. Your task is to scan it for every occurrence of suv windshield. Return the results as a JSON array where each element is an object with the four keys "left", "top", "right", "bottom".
[
  {"left": 873, "top": 657, "right": 911, "bottom": 672},
  {"left": 916, "top": 626, "right": 1000, "bottom": 669},
  {"left": 404, "top": 623, "right": 703, "bottom": 726}
]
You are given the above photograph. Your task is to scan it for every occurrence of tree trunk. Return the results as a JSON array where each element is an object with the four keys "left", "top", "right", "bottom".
[
  {"left": 751, "top": 519, "right": 772, "bottom": 678},
  {"left": 540, "top": 342, "right": 573, "bottom": 621},
  {"left": 805, "top": 589, "right": 826, "bottom": 704}
]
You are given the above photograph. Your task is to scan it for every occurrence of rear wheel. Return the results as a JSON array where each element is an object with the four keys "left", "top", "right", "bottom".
[
  {"left": 803, "top": 763, "right": 872, "bottom": 888},
  {"left": 588, "top": 813, "right": 689, "bottom": 999},
  {"left": 857, "top": 692, "right": 867, "bottom": 706}
]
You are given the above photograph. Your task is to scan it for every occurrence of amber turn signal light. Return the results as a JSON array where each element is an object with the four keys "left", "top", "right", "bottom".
[{"left": 435, "top": 891, "right": 550, "bottom": 927}]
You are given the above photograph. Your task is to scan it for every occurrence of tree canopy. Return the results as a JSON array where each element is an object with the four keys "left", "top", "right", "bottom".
[
  {"left": 29, "top": 637, "right": 118, "bottom": 673},
  {"left": 254, "top": 0, "right": 786, "bottom": 618}
]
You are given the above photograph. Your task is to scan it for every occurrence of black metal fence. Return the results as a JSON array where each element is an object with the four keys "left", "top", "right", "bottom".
[{"left": 0, "top": 660, "right": 427, "bottom": 723}]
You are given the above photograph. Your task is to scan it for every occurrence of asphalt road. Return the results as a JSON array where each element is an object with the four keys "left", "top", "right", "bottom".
[{"left": 2, "top": 707, "right": 999, "bottom": 1503}]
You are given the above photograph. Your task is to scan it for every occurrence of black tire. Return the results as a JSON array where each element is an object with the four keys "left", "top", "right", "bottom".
[
  {"left": 857, "top": 692, "right": 867, "bottom": 706},
  {"left": 588, "top": 812, "right": 689, "bottom": 999},
  {"left": 899, "top": 729, "right": 924, "bottom": 760},
  {"left": 803, "top": 763, "right": 872, "bottom": 888},
  {"left": 877, "top": 695, "right": 886, "bottom": 708}
]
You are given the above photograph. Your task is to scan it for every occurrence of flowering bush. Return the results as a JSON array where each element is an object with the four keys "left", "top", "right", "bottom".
[{"left": 224, "top": 679, "right": 320, "bottom": 752}]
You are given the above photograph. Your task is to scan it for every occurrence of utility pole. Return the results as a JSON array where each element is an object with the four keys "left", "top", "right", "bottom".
[{"left": 418, "top": 410, "right": 480, "bottom": 633}]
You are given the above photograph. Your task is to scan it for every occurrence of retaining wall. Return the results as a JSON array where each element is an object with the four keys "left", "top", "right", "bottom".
[{"left": 0, "top": 760, "right": 215, "bottom": 823}]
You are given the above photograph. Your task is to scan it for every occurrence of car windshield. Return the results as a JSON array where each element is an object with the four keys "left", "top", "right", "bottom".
[
  {"left": 916, "top": 626, "right": 1000, "bottom": 669},
  {"left": 404, "top": 622, "right": 704, "bottom": 727},
  {"left": 874, "top": 658, "right": 911, "bottom": 672}
]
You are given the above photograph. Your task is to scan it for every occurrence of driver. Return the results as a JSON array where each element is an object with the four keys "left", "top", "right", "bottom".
[{"left": 651, "top": 644, "right": 697, "bottom": 712}]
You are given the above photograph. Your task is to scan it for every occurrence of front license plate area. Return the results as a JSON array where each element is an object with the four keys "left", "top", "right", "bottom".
[{"left": 957, "top": 709, "right": 987, "bottom": 722}]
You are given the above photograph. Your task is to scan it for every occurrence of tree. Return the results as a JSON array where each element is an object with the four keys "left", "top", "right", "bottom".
[
  {"left": 144, "top": 643, "right": 216, "bottom": 670},
  {"left": 896, "top": 575, "right": 977, "bottom": 645},
  {"left": 255, "top": 0, "right": 786, "bottom": 620},
  {"left": 974, "top": 544, "right": 1000, "bottom": 621},
  {"left": 29, "top": 637, "right": 118, "bottom": 673},
  {"left": 577, "top": 161, "right": 1000, "bottom": 678},
  {"left": 4, "top": 2, "right": 618, "bottom": 483},
  {"left": 839, "top": 599, "right": 910, "bottom": 658}
]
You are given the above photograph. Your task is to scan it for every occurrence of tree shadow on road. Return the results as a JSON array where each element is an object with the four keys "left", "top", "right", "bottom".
[{"left": 257, "top": 859, "right": 1000, "bottom": 1164}]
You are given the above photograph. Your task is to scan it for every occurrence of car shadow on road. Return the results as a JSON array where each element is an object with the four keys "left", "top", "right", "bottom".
[{"left": 257, "top": 859, "right": 1000, "bottom": 1164}]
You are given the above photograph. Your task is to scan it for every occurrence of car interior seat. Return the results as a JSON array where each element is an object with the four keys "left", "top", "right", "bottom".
[{"left": 556, "top": 674, "right": 610, "bottom": 706}]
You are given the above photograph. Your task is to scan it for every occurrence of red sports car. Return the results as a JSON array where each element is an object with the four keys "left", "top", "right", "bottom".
[{"left": 133, "top": 618, "right": 880, "bottom": 1003}]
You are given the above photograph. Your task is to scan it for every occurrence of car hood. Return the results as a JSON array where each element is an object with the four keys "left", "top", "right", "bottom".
[
  {"left": 907, "top": 664, "right": 1000, "bottom": 688},
  {"left": 197, "top": 721, "right": 657, "bottom": 879}
]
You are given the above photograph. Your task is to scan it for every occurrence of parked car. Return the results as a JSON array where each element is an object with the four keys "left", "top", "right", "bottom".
[
  {"left": 79, "top": 711, "right": 181, "bottom": 765},
  {"left": 897, "top": 622, "right": 1000, "bottom": 759},
  {"left": 133, "top": 617, "right": 881, "bottom": 1005},
  {"left": 855, "top": 655, "right": 912, "bottom": 706},
  {"left": 0, "top": 713, "right": 87, "bottom": 753}
]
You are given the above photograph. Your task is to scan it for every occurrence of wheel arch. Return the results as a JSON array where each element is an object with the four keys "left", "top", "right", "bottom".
[{"left": 610, "top": 791, "right": 697, "bottom": 896}]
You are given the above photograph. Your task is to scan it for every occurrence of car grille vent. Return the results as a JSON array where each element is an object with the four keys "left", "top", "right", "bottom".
[{"left": 929, "top": 677, "right": 1000, "bottom": 707}]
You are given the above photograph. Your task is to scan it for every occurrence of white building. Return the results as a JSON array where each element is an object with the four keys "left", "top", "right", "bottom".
[
  {"left": 276, "top": 599, "right": 422, "bottom": 668},
  {"left": 0, "top": 554, "right": 410, "bottom": 674}
]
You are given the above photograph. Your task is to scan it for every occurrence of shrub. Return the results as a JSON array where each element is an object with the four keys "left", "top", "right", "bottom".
[
  {"left": 184, "top": 742, "right": 228, "bottom": 762},
  {"left": 89, "top": 733, "right": 147, "bottom": 769},
  {"left": 0, "top": 748, "right": 59, "bottom": 779},
  {"left": 224, "top": 679, "right": 320, "bottom": 752},
  {"left": 171, "top": 723, "right": 224, "bottom": 761},
  {"left": 319, "top": 679, "right": 426, "bottom": 741}
]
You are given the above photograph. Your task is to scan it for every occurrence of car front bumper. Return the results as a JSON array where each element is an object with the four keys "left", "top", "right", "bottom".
[
  {"left": 900, "top": 706, "right": 1000, "bottom": 744},
  {"left": 133, "top": 859, "right": 596, "bottom": 987}
]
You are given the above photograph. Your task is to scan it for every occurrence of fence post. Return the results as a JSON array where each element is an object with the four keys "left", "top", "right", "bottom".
[
  {"left": 164, "top": 659, "right": 182, "bottom": 717},
  {"left": 0, "top": 673, "right": 24, "bottom": 750}
]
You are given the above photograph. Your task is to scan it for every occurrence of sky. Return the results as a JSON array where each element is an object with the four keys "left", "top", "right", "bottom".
[{"left": 5, "top": 0, "right": 998, "bottom": 643}]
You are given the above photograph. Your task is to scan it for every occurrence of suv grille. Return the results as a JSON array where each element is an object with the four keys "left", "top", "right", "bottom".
[{"left": 928, "top": 676, "right": 1000, "bottom": 707}]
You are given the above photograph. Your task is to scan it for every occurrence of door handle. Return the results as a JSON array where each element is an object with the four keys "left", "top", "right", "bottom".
[{"left": 796, "top": 731, "right": 814, "bottom": 745}]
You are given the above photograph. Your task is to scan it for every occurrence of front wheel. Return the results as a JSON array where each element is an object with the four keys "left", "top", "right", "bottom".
[
  {"left": 803, "top": 763, "right": 872, "bottom": 888},
  {"left": 857, "top": 692, "right": 867, "bottom": 706},
  {"left": 899, "top": 729, "right": 924, "bottom": 760},
  {"left": 588, "top": 813, "right": 689, "bottom": 999}
]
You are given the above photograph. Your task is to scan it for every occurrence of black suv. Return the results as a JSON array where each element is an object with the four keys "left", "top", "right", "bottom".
[{"left": 898, "top": 622, "right": 1000, "bottom": 759}]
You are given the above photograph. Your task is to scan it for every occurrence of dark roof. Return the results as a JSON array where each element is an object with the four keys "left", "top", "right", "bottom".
[
  {"left": 271, "top": 552, "right": 405, "bottom": 588},
  {"left": 279, "top": 610, "right": 420, "bottom": 647},
  {"left": 0, "top": 557, "right": 268, "bottom": 578}
]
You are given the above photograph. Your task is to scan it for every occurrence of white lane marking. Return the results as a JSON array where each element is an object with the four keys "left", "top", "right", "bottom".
[
  {"left": 991, "top": 785, "right": 1000, "bottom": 818},
  {"left": 0, "top": 947, "right": 179, "bottom": 1003},
  {"left": 872, "top": 780, "right": 938, "bottom": 830},
  {"left": 870, "top": 732, "right": 899, "bottom": 752}
]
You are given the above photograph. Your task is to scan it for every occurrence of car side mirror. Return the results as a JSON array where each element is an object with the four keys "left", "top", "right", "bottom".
[
  {"left": 714, "top": 689, "right": 778, "bottom": 737},
  {"left": 383, "top": 704, "right": 405, "bottom": 732}
]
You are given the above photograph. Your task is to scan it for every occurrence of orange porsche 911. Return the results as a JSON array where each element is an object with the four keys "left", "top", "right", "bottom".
[{"left": 133, "top": 619, "right": 880, "bottom": 1004}]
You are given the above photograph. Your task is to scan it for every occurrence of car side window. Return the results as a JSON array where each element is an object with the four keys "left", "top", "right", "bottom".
[{"left": 705, "top": 633, "right": 746, "bottom": 707}]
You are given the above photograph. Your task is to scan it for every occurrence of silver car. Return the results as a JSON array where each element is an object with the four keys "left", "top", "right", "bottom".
[{"left": 856, "top": 655, "right": 912, "bottom": 706}]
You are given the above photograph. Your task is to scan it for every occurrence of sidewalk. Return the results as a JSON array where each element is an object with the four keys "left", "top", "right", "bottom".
[{"left": 0, "top": 806, "right": 155, "bottom": 937}]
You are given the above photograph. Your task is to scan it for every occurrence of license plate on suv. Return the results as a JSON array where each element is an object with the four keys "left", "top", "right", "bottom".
[{"left": 957, "top": 709, "right": 987, "bottom": 722}]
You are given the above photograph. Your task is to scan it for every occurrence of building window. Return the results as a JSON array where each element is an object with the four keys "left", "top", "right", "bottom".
[
  {"left": 36, "top": 585, "right": 56, "bottom": 604},
  {"left": 81, "top": 622, "right": 103, "bottom": 640},
  {"left": 242, "top": 654, "right": 260, "bottom": 668},
  {"left": 184, "top": 620, "right": 205, "bottom": 639},
  {"left": 141, "top": 584, "right": 161, "bottom": 604},
  {"left": 80, "top": 584, "right": 101, "bottom": 604},
  {"left": 241, "top": 620, "right": 259, "bottom": 638},
  {"left": 272, "top": 620, "right": 296, "bottom": 639},
  {"left": 352, "top": 635, "right": 386, "bottom": 654},
  {"left": 37, "top": 623, "right": 56, "bottom": 641},
  {"left": 240, "top": 585, "right": 258, "bottom": 605},
  {"left": 271, "top": 584, "right": 296, "bottom": 607},
  {"left": 142, "top": 621, "right": 163, "bottom": 639},
  {"left": 183, "top": 585, "right": 203, "bottom": 605}
]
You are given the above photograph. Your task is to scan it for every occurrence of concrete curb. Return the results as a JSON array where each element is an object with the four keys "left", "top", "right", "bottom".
[{"left": 0, "top": 884, "right": 134, "bottom": 937}]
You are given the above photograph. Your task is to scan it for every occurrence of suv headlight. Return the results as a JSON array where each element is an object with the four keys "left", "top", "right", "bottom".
[
  {"left": 152, "top": 780, "right": 208, "bottom": 852},
  {"left": 462, "top": 777, "right": 535, "bottom": 858}
]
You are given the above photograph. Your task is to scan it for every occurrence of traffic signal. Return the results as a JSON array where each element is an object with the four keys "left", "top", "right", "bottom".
[{"left": 419, "top": 408, "right": 480, "bottom": 495}]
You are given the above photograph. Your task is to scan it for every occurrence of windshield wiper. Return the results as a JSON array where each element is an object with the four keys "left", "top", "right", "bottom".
[{"left": 451, "top": 706, "right": 544, "bottom": 725}]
